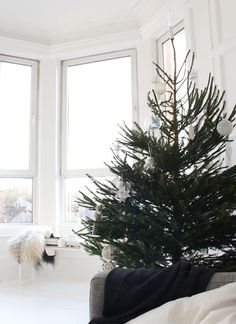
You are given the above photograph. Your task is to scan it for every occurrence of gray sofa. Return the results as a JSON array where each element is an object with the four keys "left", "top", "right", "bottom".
[{"left": 89, "top": 271, "right": 236, "bottom": 320}]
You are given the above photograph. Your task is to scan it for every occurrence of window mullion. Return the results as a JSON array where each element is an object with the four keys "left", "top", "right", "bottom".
[{"left": 61, "top": 49, "right": 137, "bottom": 223}]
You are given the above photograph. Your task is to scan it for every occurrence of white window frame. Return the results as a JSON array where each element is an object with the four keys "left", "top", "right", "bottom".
[
  {"left": 61, "top": 49, "right": 138, "bottom": 222},
  {"left": 0, "top": 54, "right": 39, "bottom": 223}
]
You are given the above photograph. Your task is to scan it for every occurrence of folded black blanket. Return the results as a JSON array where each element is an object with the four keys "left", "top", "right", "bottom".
[{"left": 89, "top": 261, "right": 215, "bottom": 324}]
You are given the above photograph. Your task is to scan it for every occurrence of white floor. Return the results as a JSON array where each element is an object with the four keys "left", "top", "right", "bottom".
[{"left": 0, "top": 279, "right": 90, "bottom": 324}]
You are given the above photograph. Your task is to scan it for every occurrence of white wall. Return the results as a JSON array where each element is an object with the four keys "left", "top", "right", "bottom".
[
  {"left": 184, "top": 0, "right": 236, "bottom": 166},
  {"left": 0, "top": 0, "right": 236, "bottom": 280}
]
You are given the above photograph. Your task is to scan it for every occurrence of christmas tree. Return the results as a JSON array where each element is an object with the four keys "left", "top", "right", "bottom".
[{"left": 74, "top": 38, "right": 236, "bottom": 270}]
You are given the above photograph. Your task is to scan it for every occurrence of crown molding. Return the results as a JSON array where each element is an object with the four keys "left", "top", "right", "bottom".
[
  {"left": 140, "top": 0, "right": 187, "bottom": 39},
  {"left": 49, "top": 29, "right": 141, "bottom": 59},
  {"left": 0, "top": 29, "right": 142, "bottom": 60},
  {"left": 0, "top": 35, "right": 48, "bottom": 59}
]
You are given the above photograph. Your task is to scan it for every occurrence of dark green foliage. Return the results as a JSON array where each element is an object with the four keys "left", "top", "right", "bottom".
[{"left": 74, "top": 40, "right": 236, "bottom": 269}]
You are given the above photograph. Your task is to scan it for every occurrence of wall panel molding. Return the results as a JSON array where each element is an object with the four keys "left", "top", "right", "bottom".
[
  {"left": 213, "top": 0, "right": 223, "bottom": 45},
  {"left": 184, "top": 0, "right": 236, "bottom": 165}
]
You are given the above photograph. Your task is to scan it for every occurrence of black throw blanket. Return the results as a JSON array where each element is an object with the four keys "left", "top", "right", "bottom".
[{"left": 89, "top": 261, "right": 215, "bottom": 324}]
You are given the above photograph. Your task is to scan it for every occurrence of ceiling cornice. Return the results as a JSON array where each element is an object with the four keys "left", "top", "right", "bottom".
[
  {"left": 140, "top": 0, "right": 187, "bottom": 39},
  {"left": 0, "top": 35, "right": 48, "bottom": 59},
  {"left": 49, "top": 29, "right": 141, "bottom": 59},
  {"left": 0, "top": 29, "right": 141, "bottom": 60}
]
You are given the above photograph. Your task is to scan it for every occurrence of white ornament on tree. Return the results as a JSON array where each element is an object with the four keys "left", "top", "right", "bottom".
[
  {"left": 112, "top": 177, "right": 119, "bottom": 187},
  {"left": 189, "top": 125, "right": 196, "bottom": 140},
  {"left": 101, "top": 244, "right": 115, "bottom": 260},
  {"left": 92, "top": 204, "right": 103, "bottom": 236},
  {"left": 144, "top": 157, "right": 155, "bottom": 172},
  {"left": 143, "top": 114, "right": 161, "bottom": 138},
  {"left": 115, "top": 179, "right": 130, "bottom": 202},
  {"left": 217, "top": 119, "right": 233, "bottom": 136},
  {"left": 114, "top": 140, "right": 121, "bottom": 154},
  {"left": 117, "top": 179, "right": 125, "bottom": 190},
  {"left": 153, "top": 81, "right": 166, "bottom": 96},
  {"left": 103, "top": 259, "right": 116, "bottom": 271},
  {"left": 101, "top": 244, "right": 116, "bottom": 270},
  {"left": 93, "top": 203, "right": 103, "bottom": 220}
]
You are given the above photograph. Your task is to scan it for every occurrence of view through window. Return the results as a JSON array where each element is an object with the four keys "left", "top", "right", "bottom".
[
  {"left": 162, "top": 28, "right": 186, "bottom": 79},
  {"left": 62, "top": 51, "right": 137, "bottom": 222},
  {"left": 157, "top": 26, "right": 187, "bottom": 141},
  {"left": 0, "top": 57, "right": 38, "bottom": 223}
]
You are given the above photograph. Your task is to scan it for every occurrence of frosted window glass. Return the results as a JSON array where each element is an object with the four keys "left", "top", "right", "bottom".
[
  {"left": 67, "top": 57, "right": 133, "bottom": 169},
  {"left": 162, "top": 29, "right": 186, "bottom": 78},
  {"left": 0, "top": 62, "right": 31, "bottom": 169}
]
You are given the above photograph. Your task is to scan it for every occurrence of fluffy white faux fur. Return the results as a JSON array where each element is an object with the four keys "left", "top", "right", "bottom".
[{"left": 8, "top": 229, "right": 45, "bottom": 269}]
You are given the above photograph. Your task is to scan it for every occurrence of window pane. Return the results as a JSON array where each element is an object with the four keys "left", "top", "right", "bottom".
[
  {"left": 162, "top": 29, "right": 187, "bottom": 122},
  {"left": 162, "top": 29, "right": 186, "bottom": 79},
  {"left": 0, "top": 178, "right": 33, "bottom": 223},
  {"left": 66, "top": 56, "right": 133, "bottom": 170},
  {"left": 65, "top": 177, "right": 112, "bottom": 223},
  {"left": 0, "top": 62, "right": 31, "bottom": 169}
]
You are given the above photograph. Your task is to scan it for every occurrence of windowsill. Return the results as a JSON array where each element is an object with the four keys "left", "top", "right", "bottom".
[
  {"left": 0, "top": 222, "right": 81, "bottom": 238},
  {"left": 46, "top": 245, "right": 99, "bottom": 259},
  {"left": 0, "top": 223, "right": 41, "bottom": 236}
]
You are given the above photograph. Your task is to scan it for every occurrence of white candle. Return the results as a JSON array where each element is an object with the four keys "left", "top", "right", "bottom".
[
  {"left": 169, "top": 26, "right": 174, "bottom": 39},
  {"left": 168, "top": 11, "right": 174, "bottom": 39}
]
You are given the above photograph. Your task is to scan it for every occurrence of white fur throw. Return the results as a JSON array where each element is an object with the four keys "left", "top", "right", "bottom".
[
  {"left": 8, "top": 229, "right": 45, "bottom": 269},
  {"left": 126, "top": 282, "right": 236, "bottom": 324}
]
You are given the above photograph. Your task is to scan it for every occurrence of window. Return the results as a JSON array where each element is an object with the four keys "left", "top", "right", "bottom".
[
  {"left": 0, "top": 55, "right": 38, "bottom": 223},
  {"left": 157, "top": 22, "right": 186, "bottom": 76},
  {"left": 62, "top": 50, "right": 137, "bottom": 223},
  {"left": 157, "top": 23, "right": 187, "bottom": 128}
]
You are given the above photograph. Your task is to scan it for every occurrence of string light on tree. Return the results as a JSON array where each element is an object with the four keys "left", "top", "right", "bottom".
[
  {"left": 92, "top": 204, "right": 103, "bottom": 236},
  {"left": 114, "top": 139, "right": 122, "bottom": 154},
  {"left": 101, "top": 244, "right": 114, "bottom": 260}
]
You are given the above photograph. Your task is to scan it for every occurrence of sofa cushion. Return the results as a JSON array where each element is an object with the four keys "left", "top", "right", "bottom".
[
  {"left": 126, "top": 282, "right": 236, "bottom": 324},
  {"left": 89, "top": 271, "right": 236, "bottom": 320}
]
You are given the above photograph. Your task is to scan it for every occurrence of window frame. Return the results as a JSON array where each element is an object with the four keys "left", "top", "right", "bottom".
[
  {"left": 0, "top": 54, "right": 39, "bottom": 224},
  {"left": 61, "top": 49, "right": 138, "bottom": 223}
]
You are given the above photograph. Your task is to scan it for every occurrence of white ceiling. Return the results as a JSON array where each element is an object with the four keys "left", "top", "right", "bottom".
[{"left": 0, "top": 0, "right": 167, "bottom": 45}]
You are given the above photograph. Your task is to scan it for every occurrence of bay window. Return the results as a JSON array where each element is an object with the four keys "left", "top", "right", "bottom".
[
  {"left": 61, "top": 50, "right": 138, "bottom": 223},
  {"left": 0, "top": 55, "right": 38, "bottom": 223}
]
